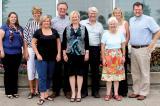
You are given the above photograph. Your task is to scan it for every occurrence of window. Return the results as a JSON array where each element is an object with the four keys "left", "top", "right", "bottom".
[
  {"left": 58, "top": 0, "right": 113, "bottom": 29},
  {"left": 2, "top": 0, "right": 56, "bottom": 27}
]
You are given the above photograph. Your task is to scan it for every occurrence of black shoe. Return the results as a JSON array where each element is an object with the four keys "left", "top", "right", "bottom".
[
  {"left": 12, "top": 94, "right": 19, "bottom": 98},
  {"left": 92, "top": 92, "right": 100, "bottom": 98},
  {"left": 81, "top": 93, "right": 88, "bottom": 98}
]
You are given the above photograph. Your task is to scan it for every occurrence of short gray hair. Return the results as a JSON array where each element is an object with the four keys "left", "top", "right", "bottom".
[{"left": 88, "top": 7, "right": 98, "bottom": 13}]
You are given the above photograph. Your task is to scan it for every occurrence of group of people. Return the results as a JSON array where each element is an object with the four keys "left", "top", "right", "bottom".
[{"left": 0, "top": 1, "right": 160, "bottom": 105}]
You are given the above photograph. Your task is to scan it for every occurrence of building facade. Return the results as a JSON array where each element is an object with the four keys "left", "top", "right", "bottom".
[{"left": 0, "top": 0, "right": 160, "bottom": 72}]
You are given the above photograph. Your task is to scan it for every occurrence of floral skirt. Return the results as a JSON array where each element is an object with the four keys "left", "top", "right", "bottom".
[{"left": 101, "top": 49, "right": 125, "bottom": 81}]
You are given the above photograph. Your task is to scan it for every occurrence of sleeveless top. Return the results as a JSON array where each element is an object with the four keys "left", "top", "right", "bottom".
[{"left": 118, "top": 21, "right": 127, "bottom": 38}]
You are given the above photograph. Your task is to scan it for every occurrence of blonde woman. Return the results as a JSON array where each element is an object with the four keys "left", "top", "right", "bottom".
[
  {"left": 62, "top": 11, "right": 89, "bottom": 102},
  {"left": 101, "top": 17, "right": 125, "bottom": 101},
  {"left": 24, "top": 6, "right": 42, "bottom": 99},
  {"left": 32, "top": 15, "right": 61, "bottom": 105},
  {"left": 112, "top": 7, "right": 130, "bottom": 97}
]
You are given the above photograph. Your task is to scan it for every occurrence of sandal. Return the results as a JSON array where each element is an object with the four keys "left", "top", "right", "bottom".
[
  {"left": 70, "top": 98, "right": 76, "bottom": 102},
  {"left": 34, "top": 92, "right": 40, "bottom": 96},
  {"left": 45, "top": 96, "right": 53, "bottom": 101},
  {"left": 104, "top": 95, "right": 112, "bottom": 101},
  {"left": 37, "top": 99, "right": 45, "bottom": 105},
  {"left": 28, "top": 93, "right": 35, "bottom": 99},
  {"left": 7, "top": 95, "right": 14, "bottom": 99},
  {"left": 12, "top": 94, "right": 19, "bottom": 98},
  {"left": 113, "top": 95, "right": 122, "bottom": 101},
  {"left": 76, "top": 98, "right": 81, "bottom": 102}
]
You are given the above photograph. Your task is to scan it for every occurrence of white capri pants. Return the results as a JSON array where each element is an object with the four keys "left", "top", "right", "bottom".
[{"left": 27, "top": 48, "right": 38, "bottom": 80}]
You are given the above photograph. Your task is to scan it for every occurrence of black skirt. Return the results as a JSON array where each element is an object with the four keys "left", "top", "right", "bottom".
[{"left": 66, "top": 54, "right": 85, "bottom": 76}]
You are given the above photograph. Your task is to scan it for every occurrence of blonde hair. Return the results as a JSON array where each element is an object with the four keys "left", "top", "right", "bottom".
[
  {"left": 107, "top": 16, "right": 118, "bottom": 25},
  {"left": 32, "top": 6, "right": 42, "bottom": 15},
  {"left": 39, "top": 15, "right": 52, "bottom": 27},
  {"left": 69, "top": 11, "right": 80, "bottom": 23},
  {"left": 112, "top": 7, "right": 125, "bottom": 21},
  {"left": 88, "top": 7, "right": 98, "bottom": 13}
]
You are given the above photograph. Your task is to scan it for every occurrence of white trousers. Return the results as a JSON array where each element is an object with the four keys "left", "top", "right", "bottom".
[{"left": 27, "top": 48, "right": 38, "bottom": 80}]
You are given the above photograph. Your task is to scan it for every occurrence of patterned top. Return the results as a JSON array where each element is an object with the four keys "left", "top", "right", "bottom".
[
  {"left": 62, "top": 24, "right": 89, "bottom": 55},
  {"left": 24, "top": 18, "right": 40, "bottom": 48}
]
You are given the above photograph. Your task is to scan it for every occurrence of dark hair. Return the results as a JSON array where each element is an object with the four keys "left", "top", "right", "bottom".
[
  {"left": 6, "top": 12, "right": 20, "bottom": 27},
  {"left": 57, "top": 1, "right": 68, "bottom": 9},
  {"left": 133, "top": 2, "right": 143, "bottom": 10}
]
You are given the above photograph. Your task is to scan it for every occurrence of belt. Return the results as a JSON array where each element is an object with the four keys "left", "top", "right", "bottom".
[{"left": 131, "top": 45, "right": 148, "bottom": 49}]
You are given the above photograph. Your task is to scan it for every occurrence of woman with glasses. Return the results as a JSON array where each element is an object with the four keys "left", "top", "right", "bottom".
[{"left": 0, "top": 12, "right": 26, "bottom": 99}]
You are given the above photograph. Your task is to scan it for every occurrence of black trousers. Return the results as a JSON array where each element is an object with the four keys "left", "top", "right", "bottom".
[
  {"left": 2, "top": 53, "right": 22, "bottom": 95},
  {"left": 52, "top": 60, "right": 70, "bottom": 95},
  {"left": 118, "top": 46, "right": 129, "bottom": 96},
  {"left": 82, "top": 46, "right": 101, "bottom": 95}
]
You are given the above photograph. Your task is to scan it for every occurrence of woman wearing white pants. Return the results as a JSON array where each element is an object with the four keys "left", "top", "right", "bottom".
[{"left": 24, "top": 6, "right": 42, "bottom": 99}]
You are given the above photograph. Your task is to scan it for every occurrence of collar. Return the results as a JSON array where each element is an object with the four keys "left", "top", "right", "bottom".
[
  {"left": 58, "top": 15, "right": 68, "bottom": 19},
  {"left": 86, "top": 19, "right": 97, "bottom": 25},
  {"left": 133, "top": 14, "right": 144, "bottom": 21}
]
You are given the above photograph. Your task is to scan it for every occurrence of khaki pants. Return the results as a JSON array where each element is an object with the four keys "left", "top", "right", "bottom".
[{"left": 131, "top": 47, "right": 151, "bottom": 96}]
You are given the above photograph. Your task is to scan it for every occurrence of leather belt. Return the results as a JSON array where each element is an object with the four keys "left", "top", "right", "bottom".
[{"left": 132, "top": 45, "right": 148, "bottom": 49}]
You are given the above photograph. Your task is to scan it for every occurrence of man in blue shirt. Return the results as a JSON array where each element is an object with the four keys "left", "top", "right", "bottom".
[{"left": 129, "top": 2, "right": 160, "bottom": 100}]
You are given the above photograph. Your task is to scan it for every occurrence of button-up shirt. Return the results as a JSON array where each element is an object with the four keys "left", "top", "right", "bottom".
[
  {"left": 51, "top": 15, "right": 70, "bottom": 42},
  {"left": 129, "top": 14, "right": 160, "bottom": 45},
  {"left": 80, "top": 19, "right": 104, "bottom": 46}
]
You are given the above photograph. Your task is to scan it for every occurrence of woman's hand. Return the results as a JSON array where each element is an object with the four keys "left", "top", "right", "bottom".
[
  {"left": 102, "top": 58, "right": 106, "bottom": 66},
  {"left": 0, "top": 50, "right": 5, "bottom": 58},
  {"left": 63, "top": 54, "right": 68, "bottom": 62},
  {"left": 56, "top": 53, "right": 61, "bottom": 62},
  {"left": 122, "top": 55, "right": 125, "bottom": 63},
  {"left": 36, "top": 54, "right": 42, "bottom": 61},
  {"left": 84, "top": 52, "right": 89, "bottom": 61},
  {"left": 23, "top": 49, "right": 29, "bottom": 61}
]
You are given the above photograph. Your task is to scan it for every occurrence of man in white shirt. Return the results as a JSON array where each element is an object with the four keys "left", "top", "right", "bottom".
[{"left": 80, "top": 7, "right": 104, "bottom": 98}]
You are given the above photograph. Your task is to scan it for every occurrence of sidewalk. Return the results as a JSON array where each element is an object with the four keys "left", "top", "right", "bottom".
[{"left": 0, "top": 86, "right": 160, "bottom": 106}]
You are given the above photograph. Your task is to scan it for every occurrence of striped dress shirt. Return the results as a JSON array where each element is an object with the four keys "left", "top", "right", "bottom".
[{"left": 24, "top": 18, "right": 40, "bottom": 47}]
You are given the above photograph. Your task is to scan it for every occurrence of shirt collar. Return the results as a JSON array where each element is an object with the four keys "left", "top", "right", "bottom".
[
  {"left": 133, "top": 14, "right": 144, "bottom": 21},
  {"left": 86, "top": 19, "right": 98, "bottom": 25},
  {"left": 58, "top": 15, "right": 68, "bottom": 19}
]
